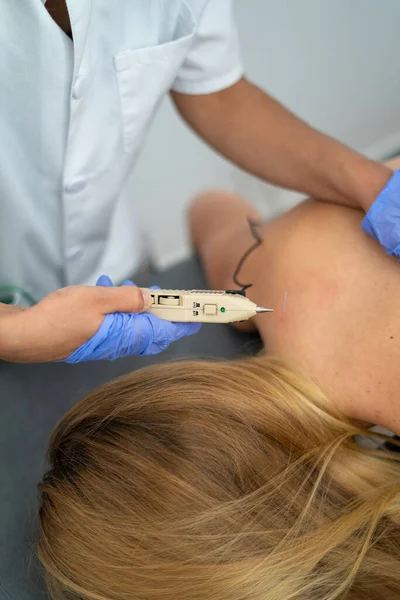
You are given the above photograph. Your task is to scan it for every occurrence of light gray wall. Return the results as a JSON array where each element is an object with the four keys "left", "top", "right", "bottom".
[{"left": 133, "top": 0, "right": 400, "bottom": 269}]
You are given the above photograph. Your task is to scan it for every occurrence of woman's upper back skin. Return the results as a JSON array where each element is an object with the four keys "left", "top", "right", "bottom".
[{"left": 255, "top": 159, "right": 400, "bottom": 433}]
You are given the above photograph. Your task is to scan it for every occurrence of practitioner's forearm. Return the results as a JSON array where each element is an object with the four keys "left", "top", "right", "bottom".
[{"left": 172, "top": 78, "right": 392, "bottom": 211}]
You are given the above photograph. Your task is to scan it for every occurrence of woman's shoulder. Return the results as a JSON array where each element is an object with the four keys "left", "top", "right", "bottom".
[{"left": 264, "top": 197, "right": 400, "bottom": 434}]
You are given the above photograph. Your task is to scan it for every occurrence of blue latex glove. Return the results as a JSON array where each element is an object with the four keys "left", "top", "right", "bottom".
[
  {"left": 362, "top": 170, "right": 400, "bottom": 257},
  {"left": 63, "top": 276, "right": 201, "bottom": 363}
]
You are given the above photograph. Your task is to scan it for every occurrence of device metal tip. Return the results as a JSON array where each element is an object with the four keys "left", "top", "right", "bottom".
[{"left": 256, "top": 306, "right": 274, "bottom": 313}]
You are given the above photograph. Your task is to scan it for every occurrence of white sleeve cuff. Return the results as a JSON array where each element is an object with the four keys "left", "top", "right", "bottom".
[{"left": 172, "top": 63, "right": 244, "bottom": 95}]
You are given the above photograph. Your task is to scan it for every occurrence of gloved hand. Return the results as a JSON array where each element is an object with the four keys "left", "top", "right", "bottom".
[
  {"left": 63, "top": 276, "right": 201, "bottom": 363},
  {"left": 362, "top": 170, "right": 400, "bottom": 257}
]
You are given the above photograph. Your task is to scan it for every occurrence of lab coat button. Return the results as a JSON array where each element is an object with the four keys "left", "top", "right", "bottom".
[
  {"left": 66, "top": 246, "right": 82, "bottom": 260},
  {"left": 72, "top": 74, "right": 86, "bottom": 99},
  {"left": 64, "top": 177, "right": 87, "bottom": 194}
]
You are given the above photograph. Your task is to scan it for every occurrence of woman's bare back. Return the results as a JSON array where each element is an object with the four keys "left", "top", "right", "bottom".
[
  {"left": 190, "top": 159, "right": 400, "bottom": 433},
  {"left": 254, "top": 200, "right": 400, "bottom": 432}
]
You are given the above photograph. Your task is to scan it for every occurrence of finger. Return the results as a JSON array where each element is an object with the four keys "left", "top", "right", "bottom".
[
  {"left": 390, "top": 244, "right": 400, "bottom": 259},
  {"left": 123, "top": 282, "right": 159, "bottom": 296},
  {"left": 135, "top": 314, "right": 201, "bottom": 355},
  {"left": 123, "top": 283, "right": 160, "bottom": 308},
  {"left": 148, "top": 315, "right": 202, "bottom": 338},
  {"left": 89, "top": 286, "right": 152, "bottom": 315},
  {"left": 168, "top": 321, "right": 202, "bottom": 338},
  {"left": 152, "top": 320, "right": 201, "bottom": 353},
  {"left": 122, "top": 282, "right": 158, "bottom": 290},
  {"left": 96, "top": 275, "right": 113, "bottom": 287}
]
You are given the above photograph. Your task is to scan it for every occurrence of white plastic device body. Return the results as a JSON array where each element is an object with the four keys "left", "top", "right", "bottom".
[{"left": 144, "top": 289, "right": 264, "bottom": 324}]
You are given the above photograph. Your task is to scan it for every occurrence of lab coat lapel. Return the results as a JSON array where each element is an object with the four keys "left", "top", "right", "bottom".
[{"left": 66, "top": 0, "right": 92, "bottom": 75}]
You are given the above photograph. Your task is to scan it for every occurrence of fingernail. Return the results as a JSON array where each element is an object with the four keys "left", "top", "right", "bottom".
[{"left": 141, "top": 289, "right": 152, "bottom": 310}]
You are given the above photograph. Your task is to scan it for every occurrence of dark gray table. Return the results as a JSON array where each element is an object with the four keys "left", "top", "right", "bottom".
[{"left": 0, "top": 259, "right": 260, "bottom": 600}]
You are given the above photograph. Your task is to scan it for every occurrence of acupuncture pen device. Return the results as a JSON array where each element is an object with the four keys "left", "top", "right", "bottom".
[{"left": 143, "top": 289, "right": 273, "bottom": 324}]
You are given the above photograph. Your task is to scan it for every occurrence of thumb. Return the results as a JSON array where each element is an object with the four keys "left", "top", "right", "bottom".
[{"left": 88, "top": 286, "right": 152, "bottom": 315}]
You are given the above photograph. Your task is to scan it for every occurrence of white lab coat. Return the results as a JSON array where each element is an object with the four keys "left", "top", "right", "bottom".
[{"left": 0, "top": 0, "right": 243, "bottom": 301}]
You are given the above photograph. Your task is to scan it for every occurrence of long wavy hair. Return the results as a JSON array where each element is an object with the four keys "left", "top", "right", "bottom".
[{"left": 37, "top": 356, "right": 400, "bottom": 600}]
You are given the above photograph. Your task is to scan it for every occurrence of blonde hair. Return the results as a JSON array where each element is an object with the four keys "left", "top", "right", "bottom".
[{"left": 38, "top": 356, "right": 400, "bottom": 600}]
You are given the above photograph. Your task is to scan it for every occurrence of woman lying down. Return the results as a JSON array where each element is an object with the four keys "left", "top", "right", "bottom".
[{"left": 38, "top": 158, "right": 400, "bottom": 600}]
